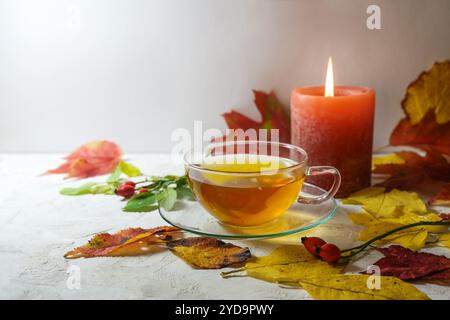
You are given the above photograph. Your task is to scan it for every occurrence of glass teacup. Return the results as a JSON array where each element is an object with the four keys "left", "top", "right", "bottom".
[{"left": 184, "top": 140, "right": 340, "bottom": 227}]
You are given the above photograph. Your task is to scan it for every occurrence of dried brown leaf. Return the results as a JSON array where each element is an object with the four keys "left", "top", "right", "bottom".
[{"left": 168, "top": 237, "right": 251, "bottom": 269}]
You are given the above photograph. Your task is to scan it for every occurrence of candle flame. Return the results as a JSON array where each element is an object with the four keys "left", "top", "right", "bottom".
[{"left": 325, "top": 57, "right": 334, "bottom": 97}]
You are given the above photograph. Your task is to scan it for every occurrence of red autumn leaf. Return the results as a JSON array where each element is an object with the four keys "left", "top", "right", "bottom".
[
  {"left": 373, "top": 151, "right": 448, "bottom": 177},
  {"left": 46, "top": 140, "right": 122, "bottom": 179},
  {"left": 222, "top": 90, "right": 290, "bottom": 142},
  {"left": 429, "top": 184, "right": 450, "bottom": 206},
  {"left": 379, "top": 61, "right": 450, "bottom": 205},
  {"left": 421, "top": 268, "right": 450, "bottom": 286},
  {"left": 64, "top": 226, "right": 182, "bottom": 259},
  {"left": 376, "top": 171, "right": 426, "bottom": 190},
  {"left": 374, "top": 151, "right": 450, "bottom": 190},
  {"left": 371, "top": 245, "right": 450, "bottom": 284},
  {"left": 390, "top": 111, "right": 450, "bottom": 156}
]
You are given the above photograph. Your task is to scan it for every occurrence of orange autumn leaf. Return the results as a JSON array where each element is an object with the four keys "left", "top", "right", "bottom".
[
  {"left": 46, "top": 140, "right": 122, "bottom": 179},
  {"left": 374, "top": 151, "right": 450, "bottom": 181},
  {"left": 390, "top": 112, "right": 450, "bottom": 156},
  {"left": 376, "top": 172, "right": 426, "bottom": 191},
  {"left": 429, "top": 184, "right": 450, "bottom": 206},
  {"left": 223, "top": 90, "right": 290, "bottom": 142},
  {"left": 373, "top": 151, "right": 450, "bottom": 190},
  {"left": 390, "top": 61, "right": 450, "bottom": 156},
  {"left": 168, "top": 237, "right": 251, "bottom": 269},
  {"left": 64, "top": 226, "right": 181, "bottom": 259}
]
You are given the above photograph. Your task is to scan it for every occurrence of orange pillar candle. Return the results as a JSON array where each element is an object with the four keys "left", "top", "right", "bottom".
[{"left": 290, "top": 58, "right": 375, "bottom": 197}]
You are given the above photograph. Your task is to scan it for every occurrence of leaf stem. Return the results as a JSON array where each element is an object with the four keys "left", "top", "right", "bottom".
[
  {"left": 341, "top": 221, "right": 450, "bottom": 259},
  {"left": 220, "top": 268, "right": 245, "bottom": 278}
]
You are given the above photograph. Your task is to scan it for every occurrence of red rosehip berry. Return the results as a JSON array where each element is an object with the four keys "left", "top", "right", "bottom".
[
  {"left": 316, "top": 243, "right": 341, "bottom": 263},
  {"left": 116, "top": 183, "right": 135, "bottom": 199},
  {"left": 122, "top": 181, "right": 136, "bottom": 188},
  {"left": 138, "top": 187, "right": 149, "bottom": 194},
  {"left": 301, "top": 237, "right": 327, "bottom": 257}
]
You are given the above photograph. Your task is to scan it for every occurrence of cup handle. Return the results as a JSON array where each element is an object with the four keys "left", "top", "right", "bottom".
[{"left": 297, "top": 166, "right": 341, "bottom": 204}]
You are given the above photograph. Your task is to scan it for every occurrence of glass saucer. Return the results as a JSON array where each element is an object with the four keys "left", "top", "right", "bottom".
[{"left": 158, "top": 183, "right": 338, "bottom": 240}]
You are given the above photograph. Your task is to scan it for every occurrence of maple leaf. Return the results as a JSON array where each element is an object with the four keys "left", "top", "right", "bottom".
[
  {"left": 429, "top": 184, "right": 450, "bottom": 206},
  {"left": 372, "top": 153, "right": 405, "bottom": 171},
  {"left": 373, "top": 151, "right": 450, "bottom": 179},
  {"left": 168, "top": 237, "right": 251, "bottom": 269},
  {"left": 401, "top": 60, "right": 450, "bottom": 125},
  {"left": 390, "top": 112, "right": 450, "bottom": 156},
  {"left": 222, "top": 90, "right": 290, "bottom": 142},
  {"left": 348, "top": 212, "right": 430, "bottom": 251},
  {"left": 380, "top": 61, "right": 450, "bottom": 199},
  {"left": 64, "top": 226, "right": 181, "bottom": 258},
  {"left": 389, "top": 61, "right": 450, "bottom": 156},
  {"left": 372, "top": 150, "right": 450, "bottom": 190},
  {"left": 376, "top": 171, "right": 427, "bottom": 191},
  {"left": 46, "top": 140, "right": 123, "bottom": 179},
  {"left": 371, "top": 245, "right": 450, "bottom": 285},
  {"left": 342, "top": 187, "right": 427, "bottom": 217},
  {"left": 345, "top": 188, "right": 448, "bottom": 251}
]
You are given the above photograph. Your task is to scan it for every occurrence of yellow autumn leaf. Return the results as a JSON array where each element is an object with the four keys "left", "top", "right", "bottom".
[
  {"left": 350, "top": 210, "right": 444, "bottom": 231},
  {"left": 245, "top": 245, "right": 314, "bottom": 268},
  {"left": 299, "top": 274, "right": 429, "bottom": 300},
  {"left": 384, "top": 229, "right": 428, "bottom": 251},
  {"left": 222, "top": 246, "right": 429, "bottom": 300},
  {"left": 348, "top": 211, "right": 434, "bottom": 251},
  {"left": 372, "top": 154, "right": 406, "bottom": 171},
  {"left": 221, "top": 245, "right": 343, "bottom": 281},
  {"left": 380, "top": 210, "right": 447, "bottom": 233},
  {"left": 380, "top": 210, "right": 439, "bottom": 224},
  {"left": 343, "top": 188, "right": 426, "bottom": 218},
  {"left": 349, "top": 211, "right": 404, "bottom": 240},
  {"left": 356, "top": 220, "right": 403, "bottom": 241},
  {"left": 438, "top": 233, "right": 450, "bottom": 248},
  {"left": 348, "top": 211, "right": 378, "bottom": 226},
  {"left": 402, "top": 60, "right": 450, "bottom": 125},
  {"left": 341, "top": 187, "right": 386, "bottom": 205},
  {"left": 246, "top": 260, "right": 342, "bottom": 284},
  {"left": 355, "top": 222, "right": 430, "bottom": 251}
]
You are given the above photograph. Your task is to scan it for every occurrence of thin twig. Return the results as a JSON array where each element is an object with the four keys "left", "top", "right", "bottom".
[{"left": 341, "top": 221, "right": 450, "bottom": 259}]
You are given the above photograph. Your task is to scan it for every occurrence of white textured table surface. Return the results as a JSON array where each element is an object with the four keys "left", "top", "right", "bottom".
[{"left": 0, "top": 154, "right": 449, "bottom": 300}]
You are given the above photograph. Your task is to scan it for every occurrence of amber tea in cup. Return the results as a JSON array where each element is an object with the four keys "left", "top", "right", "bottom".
[{"left": 184, "top": 141, "right": 340, "bottom": 227}]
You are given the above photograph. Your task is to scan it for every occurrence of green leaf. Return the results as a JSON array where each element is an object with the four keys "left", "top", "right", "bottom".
[
  {"left": 106, "top": 160, "right": 142, "bottom": 184},
  {"left": 90, "top": 184, "right": 115, "bottom": 195},
  {"left": 159, "top": 188, "right": 177, "bottom": 211},
  {"left": 60, "top": 182, "right": 98, "bottom": 196},
  {"left": 176, "top": 185, "right": 195, "bottom": 200},
  {"left": 60, "top": 182, "right": 114, "bottom": 196},
  {"left": 120, "top": 161, "right": 142, "bottom": 177},
  {"left": 123, "top": 194, "right": 158, "bottom": 212},
  {"left": 107, "top": 165, "right": 123, "bottom": 183}
]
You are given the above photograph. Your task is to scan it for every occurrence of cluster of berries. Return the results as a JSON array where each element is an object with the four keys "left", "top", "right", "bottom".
[
  {"left": 115, "top": 181, "right": 148, "bottom": 199},
  {"left": 301, "top": 237, "right": 341, "bottom": 263}
]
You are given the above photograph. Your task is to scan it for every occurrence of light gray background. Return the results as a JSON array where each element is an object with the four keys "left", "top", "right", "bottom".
[{"left": 1, "top": 0, "right": 449, "bottom": 153}]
